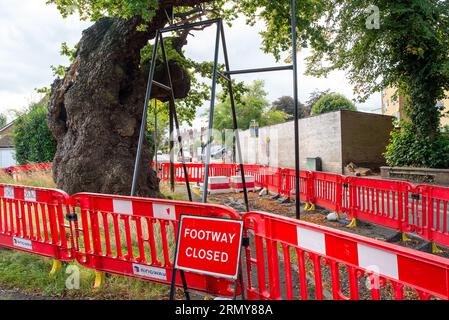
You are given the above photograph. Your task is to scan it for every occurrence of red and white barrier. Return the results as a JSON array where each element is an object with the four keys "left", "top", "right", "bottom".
[
  {"left": 230, "top": 175, "right": 255, "bottom": 192},
  {"left": 244, "top": 211, "right": 449, "bottom": 300},
  {"left": 200, "top": 176, "right": 231, "bottom": 194}
]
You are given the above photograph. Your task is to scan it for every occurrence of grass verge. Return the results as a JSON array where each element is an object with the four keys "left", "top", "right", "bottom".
[{"left": 0, "top": 170, "right": 177, "bottom": 300}]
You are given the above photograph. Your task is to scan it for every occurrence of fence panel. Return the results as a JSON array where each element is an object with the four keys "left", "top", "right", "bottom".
[
  {"left": 280, "top": 169, "right": 310, "bottom": 201},
  {"left": 70, "top": 192, "right": 241, "bottom": 297},
  {"left": 242, "top": 211, "right": 449, "bottom": 300},
  {"left": 346, "top": 177, "right": 405, "bottom": 231},
  {"left": 309, "top": 172, "right": 343, "bottom": 212},
  {"left": 5, "top": 163, "right": 52, "bottom": 181},
  {"left": 426, "top": 185, "right": 449, "bottom": 247},
  {"left": 0, "top": 184, "right": 73, "bottom": 260},
  {"left": 403, "top": 184, "right": 429, "bottom": 239}
]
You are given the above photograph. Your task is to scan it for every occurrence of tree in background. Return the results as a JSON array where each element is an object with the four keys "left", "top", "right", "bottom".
[
  {"left": 306, "top": 1, "right": 449, "bottom": 168},
  {"left": 14, "top": 99, "right": 56, "bottom": 165},
  {"left": 271, "top": 96, "right": 308, "bottom": 120},
  {"left": 311, "top": 92, "right": 356, "bottom": 115},
  {"left": 305, "top": 89, "right": 330, "bottom": 113},
  {"left": 213, "top": 80, "right": 289, "bottom": 131},
  {"left": 0, "top": 114, "right": 7, "bottom": 129}
]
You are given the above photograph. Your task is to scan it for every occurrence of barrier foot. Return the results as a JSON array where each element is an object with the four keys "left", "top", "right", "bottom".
[
  {"left": 402, "top": 232, "right": 412, "bottom": 242},
  {"left": 49, "top": 260, "right": 62, "bottom": 276},
  {"left": 93, "top": 271, "right": 106, "bottom": 289},
  {"left": 346, "top": 218, "right": 357, "bottom": 229},
  {"left": 308, "top": 203, "right": 316, "bottom": 211},
  {"left": 432, "top": 243, "right": 444, "bottom": 254},
  {"left": 304, "top": 203, "right": 310, "bottom": 210}
]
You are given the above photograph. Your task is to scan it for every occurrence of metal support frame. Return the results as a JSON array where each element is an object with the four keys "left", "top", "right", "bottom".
[
  {"left": 224, "top": 65, "right": 293, "bottom": 75},
  {"left": 159, "top": 33, "right": 192, "bottom": 201},
  {"left": 132, "top": 4, "right": 300, "bottom": 218},
  {"left": 154, "top": 99, "right": 158, "bottom": 173},
  {"left": 291, "top": 0, "right": 301, "bottom": 219}
]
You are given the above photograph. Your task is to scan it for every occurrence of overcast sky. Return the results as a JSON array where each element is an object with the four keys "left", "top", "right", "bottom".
[{"left": 0, "top": 0, "right": 380, "bottom": 122}]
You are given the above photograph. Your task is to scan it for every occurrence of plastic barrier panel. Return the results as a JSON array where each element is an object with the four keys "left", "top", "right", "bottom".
[
  {"left": 309, "top": 172, "right": 342, "bottom": 212},
  {"left": 6, "top": 163, "right": 52, "bottom": 181},
  {"left": 402, "top": 184, "right": 431, "bottom": 240},
  {"left": 426, "top": 185, "right": 449, "bottom": 247},
  {"left": 70, "top": 192, "right": 241, "bottom": 297},
  {"left": 280, "top": 169, "right": 310, "bottom": 201},
  {"left": 0, "top": 184, "right": 73, "bottom": 260},
  {"left": 345, "top": 177, "right": 405, "bottom": 230},
  {"left": 242, "top": 211, "right": 449, "bottom": 300}
]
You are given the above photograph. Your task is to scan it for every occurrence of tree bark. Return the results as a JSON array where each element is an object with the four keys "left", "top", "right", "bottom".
[{"left": 47, "top": 10, "right": 187, "bottom": 197}]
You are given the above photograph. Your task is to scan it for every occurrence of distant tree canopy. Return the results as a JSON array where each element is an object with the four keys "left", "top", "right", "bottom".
[
  {"left": 14, "top": 100, "right": 56, "bottom": 164},
  {"left": 0, "top": 114, "right": 7, "bottom": 129},
  {"left": 311, "top": 92, "right": 357, "bottom": 115},
  {"left": 212, "top": 80, "right": 289, "bottom": 131},
  {"left": 305, "top": 89, "right": 330, "bottom": 112},
  {"left": 271, "top": 96, "right": 309, "bottom": 120}
]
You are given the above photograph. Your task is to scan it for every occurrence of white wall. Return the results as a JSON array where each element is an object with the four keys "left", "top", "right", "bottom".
[
  {"left": 0, "top": 148, "right": 16, "bottom": 168},
  {"left": 239, "top": 112, "right": 343, "bottom": 172}
]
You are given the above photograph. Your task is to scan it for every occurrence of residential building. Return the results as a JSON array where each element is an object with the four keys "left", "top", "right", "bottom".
[
  {"left": 381, "top": 87, "right": 449, "bottom": 127},
  {"left": 0, "top": 122, "right": 17, "bottom": 168}
]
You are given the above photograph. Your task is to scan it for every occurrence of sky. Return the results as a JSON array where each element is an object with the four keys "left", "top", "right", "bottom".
[{"left": 0, "top": 0, "right": 381, "bottom": 123}]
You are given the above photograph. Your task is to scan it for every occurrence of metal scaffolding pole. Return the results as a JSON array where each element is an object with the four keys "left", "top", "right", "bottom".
[
  {"left": 291, "top": 0, "right": 301, "bottom": 219},
  {"left": 159, "top": 33, "right": 192, "bottom": 201},
  {"left": 201, "top": 21, "right": 222, "bottom": 204},
  {"left": 131, "top": 32, "right": 160, "bottom": 197},
  {"left": 220, "top": 22, "right": 250, "bottom": 212}
]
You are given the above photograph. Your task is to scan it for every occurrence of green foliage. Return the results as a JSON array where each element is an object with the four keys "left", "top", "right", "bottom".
[
  {"left": 385, "top": 122, "right": 449, "bottom": 168},
  {"left": 146, "top": 99, "right": 169, "bottom": 158},
  {"left": 271, "top": 96, "right": 308, "bottom": 119},
  {"left": 47, "top": 0, "right": 329, "bottom": 62},
  {"left": 305, "top": 1, "right": 449, "bottom": 167},
  {"left": 212, "top": 80, "right": 289, "bottom": 131},
  {"left": 305, "top": 89, "right": 329, "bottom": 111},
  {"left": 13, "top": 100, "right": 56, "bottom": 164},
  {"left": 0, "top": 114, "right": 7, "bottom": 129},
  {"left": 311, "top": 93, "right": 356, "bottom": 115},
  {"left": 47, "top": 0, "right": 159, "bottom": 22},
  {"left": 51, "top": 42, "right": 79, "bottom": 78}
]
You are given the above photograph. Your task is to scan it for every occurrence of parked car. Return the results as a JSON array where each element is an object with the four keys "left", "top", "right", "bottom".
[
  {"left": 199, "top": 145, "right": 227, "bottom": 161},
  {"left": 156, "top": 151, "right": 170, "bottom": 163},
  {"left": 177, "top": 150, "right": 193, "bottom": 162}
]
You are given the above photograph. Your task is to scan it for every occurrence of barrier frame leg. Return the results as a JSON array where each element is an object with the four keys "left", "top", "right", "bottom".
[
  {"left": 94, "top": 271, "right": 106, "bottom": 289},
  {"left": 49, "top": 259, "right": 62, "bottom": 276},
  {"left": 347, "top": 218, "right": 357, "bottom": 229}
]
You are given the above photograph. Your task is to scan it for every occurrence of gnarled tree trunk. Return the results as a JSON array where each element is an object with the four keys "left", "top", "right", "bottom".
[{"left": 47, "top": 9, "right": 191, "bottom": 196}]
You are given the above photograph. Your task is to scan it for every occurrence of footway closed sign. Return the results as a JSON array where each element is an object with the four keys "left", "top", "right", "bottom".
[{"left": 174, "top": 215, "right": 244, "bottom": 280}]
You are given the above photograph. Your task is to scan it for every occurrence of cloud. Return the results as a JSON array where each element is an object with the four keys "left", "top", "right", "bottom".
[
  {"left": 0, "top": 0, "right": 91, "bottom": 115},
  {"left": 0, "top": 1, "right": 380, "bottom": 120}
]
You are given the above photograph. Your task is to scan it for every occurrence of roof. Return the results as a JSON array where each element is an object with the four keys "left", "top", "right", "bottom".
[{"left": 0, "top": 121, "right": 15, "bottom": 148}]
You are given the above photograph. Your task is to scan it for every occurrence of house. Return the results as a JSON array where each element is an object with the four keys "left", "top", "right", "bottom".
[
  {"left": 0, "top": 122, "right": 17, "bottom": 168},
  {"left": 381, "top": 87, "right": 449, "bottom": 127}
]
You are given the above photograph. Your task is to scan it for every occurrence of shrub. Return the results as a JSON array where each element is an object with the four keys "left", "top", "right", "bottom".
[
  {"left": 311, "top": 93, "right": 357, "bottom": 115},
  {"left": 384, "top": 122, "right": 449, "bottom": 168},
  {"left": 13, "top": 101, "right": 56, "bottom": 164}
]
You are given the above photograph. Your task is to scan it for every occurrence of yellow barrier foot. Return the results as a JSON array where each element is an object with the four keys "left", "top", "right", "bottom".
[
  {"left": 203, "top": 296, "right": 213, "bottom": 300},
  {"left": 308, "top": 203, "right": 316, "bottom": 211},
  {"left": 49, "top": 260, "right": 62, "bottom": 276},
  {"left": 401, "top": 232, "right": 412, "bottom": 242},
  {"left": 432, "top": 243, "right": 444, "bottom": 254},
  {"left": 304, "top": 203, "right": 310, "bottom": 210},
  {"left": 93, "top": 271, "right": 106, "bottom": 289},
  {"left": 346, "top": 218, "right": 357, "bottom": 229}
]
